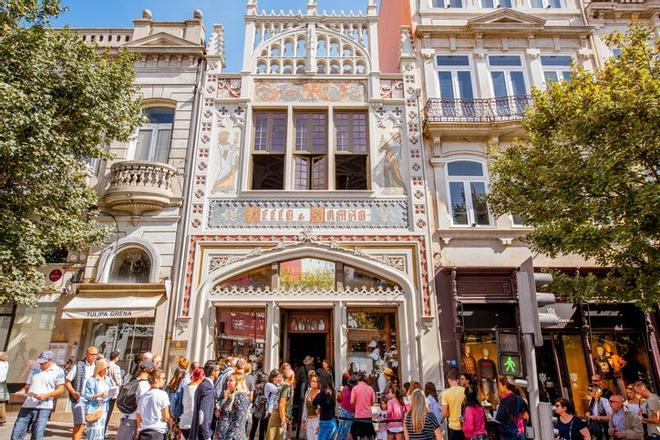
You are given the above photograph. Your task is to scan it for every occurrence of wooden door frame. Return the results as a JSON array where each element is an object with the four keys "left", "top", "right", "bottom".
[{"left": 281, "top": 307, "right": 334, "bottom": 365}]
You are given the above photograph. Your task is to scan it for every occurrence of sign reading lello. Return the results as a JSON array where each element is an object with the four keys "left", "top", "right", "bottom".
[{"left": 208, "top": 199, "right": 409, "bottom": 229}]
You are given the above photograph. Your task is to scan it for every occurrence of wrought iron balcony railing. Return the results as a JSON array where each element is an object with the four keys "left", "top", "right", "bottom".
[{"left": 424, "top": 95, "right": 533, "bottom": 124}]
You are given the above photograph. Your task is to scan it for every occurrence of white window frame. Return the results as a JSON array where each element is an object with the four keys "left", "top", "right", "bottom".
[
  {"left": 541, "top": 54, "right": 573, "bottom": 87},
  {"left": 434, "top": 54, "right": 477, "bottom": 100},
  {"left": 445, "top": 158, "right": 493, "bottom": 227},
  {"left": 431, "top": 0, "right": 463, "bottom": 8},
  {"left": 510, "top": 214, "right": 527, "bottom": 227},
  {"left": 134, "top": 122, "right": 173, "bottom": 163},
  {"left": 529, "top": 0, "right": 562, "bottom": 8},
  {"left": 487, "top": 55, "right": 529, "bottom": 98},
  {"left": 480, "top": 0, "right": 513, "bottom": 8}
]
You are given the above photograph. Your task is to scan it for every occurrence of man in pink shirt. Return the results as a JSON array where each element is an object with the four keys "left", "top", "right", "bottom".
[{"left": 350, "top": 373, "right": 376, "bottom": 438}]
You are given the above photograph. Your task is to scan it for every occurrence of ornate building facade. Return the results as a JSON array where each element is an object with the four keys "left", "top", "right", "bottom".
[{"left": 170, "top": 0, "right": 443, "bottom": 385}]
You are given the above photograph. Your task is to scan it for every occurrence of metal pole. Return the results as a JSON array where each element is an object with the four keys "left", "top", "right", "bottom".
[{"left": 523, "top": 333, "right": 546, "bottom": 439}]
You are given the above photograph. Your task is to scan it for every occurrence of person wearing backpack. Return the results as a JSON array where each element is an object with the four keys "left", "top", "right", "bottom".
[
  {"left": 116, "top": 361, "right": 154, "bottom": 440},
  {"left": 250, "top": 371, "right": 270, "bottom": 440},
  {"left": 494, "top": 377, "right": 529, "bottom": 440}
]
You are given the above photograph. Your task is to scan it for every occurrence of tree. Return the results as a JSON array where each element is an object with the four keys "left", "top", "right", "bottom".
[
  {"left": 487, "top": 23, "right": 659, "bottom": 310},
  {"left": 0, "top": 1, "right": 142, "bottom": 304}
]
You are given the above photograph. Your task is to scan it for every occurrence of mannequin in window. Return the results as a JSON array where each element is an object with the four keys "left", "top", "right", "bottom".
[
  {"left": 476, "top": 347, "right": 497, "bottom": 405},
  {"left": 462, "top": 345, "right": 477, "bottom": 377},
  {"left": 604, "top": 342, "right": 627, "bottom": 394},
  {"left": 593, "top": 345, "right": 614, "bottom": 393}
]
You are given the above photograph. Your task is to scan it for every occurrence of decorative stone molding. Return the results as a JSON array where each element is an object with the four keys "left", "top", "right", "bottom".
[
  {"left": 379, "top": 79, "right": 404, "bottom": 100},
  {"left": 372, "top": 255, "right": 406, "bottom": 273},
  {"left": 103, "top": 160, "right": 177, "bottom": 215},
  {"left": 211, "top": 285, "right": 404, "bottom": 299},
  {"left": 209, "top": 255, "right": 242, "bottom": 272}
]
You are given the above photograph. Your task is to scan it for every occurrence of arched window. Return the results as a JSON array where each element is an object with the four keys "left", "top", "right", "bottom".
[
  {"left": 134, "top": 107, "right": 174, "bottom": 163},
  {"left": 109, "top": 248, "right": 151, "bottom": 283},
  {"left": 446, "top": 159, "right": 491, "bottom": 226}
]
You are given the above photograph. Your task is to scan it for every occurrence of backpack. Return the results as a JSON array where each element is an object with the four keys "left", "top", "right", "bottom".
[
  {"left": 253, "top": 383, "right": 268, "bottom": 420},
  {"left": 116, "top": 379, "right": 143, "bottom": 414}
]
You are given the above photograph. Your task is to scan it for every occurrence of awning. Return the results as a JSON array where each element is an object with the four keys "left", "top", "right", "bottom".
[{"left": 62, "top": 284, "right": 165, "bottom": 320}]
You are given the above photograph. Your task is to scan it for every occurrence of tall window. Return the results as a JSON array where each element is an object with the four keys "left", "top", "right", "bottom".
[
  {"left": 481, "top": 0, "right": 511, "bottom": 7},
  {"left": 436, "top": 55, "right": 475, "bottom": 117},
  {"left": 294, "top": 112, "right": 328, "bottom": 190},
  {"left": 252, "top": 111, "right": 287, "bottom": 190},
  {"left": 433, "top": 0, "right": 463, "bottom": 7},
  {"left": 531, "top": 0, "right": 561, "bottom": 8},
  {"left": 488, "top": 55, "right": 527, "bottom": 117},
  {"left": 335, "top": 111, "right": 369, "bottom": 190},
  {"left": 135, "top": 107, "right": 174, "bottom": 163},
  {"left": 541, "top": 55, "right": 572, "bottom": 84},
  {"left": 446, "top": 160, "right": 491, "bottom": 226}
]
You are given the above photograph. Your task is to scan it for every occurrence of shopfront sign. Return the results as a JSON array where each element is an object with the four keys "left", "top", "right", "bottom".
[
  {"left": 208, "top": 199, "right": 409, "bottom": 229},
  {"left": 63, "top": 308, "right": 156, "bottom": 319}
]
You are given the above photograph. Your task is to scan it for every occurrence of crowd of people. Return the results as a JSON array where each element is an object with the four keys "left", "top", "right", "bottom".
[{"left": 4, "top": 347, "right": 660, "bottom": 440}]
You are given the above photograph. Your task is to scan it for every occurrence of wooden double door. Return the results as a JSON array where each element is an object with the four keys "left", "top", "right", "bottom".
[{"left": 281, "top": 309, "right": 333, "bottom": 369}]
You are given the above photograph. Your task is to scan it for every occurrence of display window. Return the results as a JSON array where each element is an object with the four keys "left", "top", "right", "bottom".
[
  {"left": 87, "top": 319, "right": 154, "bottom": 383},
  {"left": 216, "top": 308, "right": 266, "bottom": 372},
  {"left": 591, "top": 333, "right": 652, "bottom": 395},
  {"left": 346, "top": 308, "right": 399, "bottom": 393},
  {"left": 462, "top": 333, "right": 498, "bottom": 404},
  {"left": 561, "top": 334, "right": 590, "bottom": 416}
]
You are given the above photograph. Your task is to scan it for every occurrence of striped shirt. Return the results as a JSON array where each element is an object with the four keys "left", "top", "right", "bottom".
[{"left": 404, "top": 412, "right": 440, "bottom": 440}]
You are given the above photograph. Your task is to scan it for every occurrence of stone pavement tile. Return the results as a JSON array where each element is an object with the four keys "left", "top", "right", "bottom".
[{"left": 0, "top": 416, "right": 118, "bottom": 440}]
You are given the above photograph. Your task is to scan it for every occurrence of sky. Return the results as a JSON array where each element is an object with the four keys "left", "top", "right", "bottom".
[{"left": 54, "top": 0, "right": 380, "bottom": 72}]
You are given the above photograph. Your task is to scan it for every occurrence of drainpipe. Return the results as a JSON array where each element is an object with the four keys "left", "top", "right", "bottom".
[
  {"left": 578, "top": 0, "right": 602, "bottom": 69},
  {"left": 163, "top": 54, "right": 207, "bottom": 369}
]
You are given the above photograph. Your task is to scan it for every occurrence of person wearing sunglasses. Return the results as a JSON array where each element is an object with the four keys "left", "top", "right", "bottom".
[
  {"left": 65, "top": 346, "right": 99, "bottom": 440},
  {"left": 607, "top": 394, "right": 643, "bottom": 439},
  {"left": 554, "top": 398, "right": 590, "bottom": 440}
]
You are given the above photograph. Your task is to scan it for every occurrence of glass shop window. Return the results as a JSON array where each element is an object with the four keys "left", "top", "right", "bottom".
[
  {"left": 216, "top": 308, "right": 266, "bottom": 372},
  {"left": 279, "top": 258, "right": 335, "bottom": 290}
]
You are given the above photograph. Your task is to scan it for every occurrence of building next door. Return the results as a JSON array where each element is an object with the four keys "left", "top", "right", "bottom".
[{"left": 281, "top": 309, "right": 332, "bottom": 369}]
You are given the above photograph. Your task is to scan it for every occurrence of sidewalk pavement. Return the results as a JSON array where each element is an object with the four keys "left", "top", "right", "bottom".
[{"left": 0, "top": 414, "right": 119, "bottom": 440}]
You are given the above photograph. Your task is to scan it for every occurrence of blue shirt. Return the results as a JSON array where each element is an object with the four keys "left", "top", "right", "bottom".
[{"left": 611, "top": 409, "right": 625, "bottom": 433}]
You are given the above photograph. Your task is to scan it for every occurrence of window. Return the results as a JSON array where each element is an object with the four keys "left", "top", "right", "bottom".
[
  {"left": 531, "top": 0, "right": 561, "bottom": 8},
  {"left": 109, "top": 248, "right": 151, "bottom": 283},
  {"left": 436, "top": 55, "right": 475, "bottom": 117},
  {"left": 446, "top": 160, "right": 491, "bottom": 226},
  {"left": 432, "top": 0, "right": 463, "bottom": 7},
  {"left": 294, "top": 112, "right": 328, "bottom": 190},
  {"left": 488, "top": 55, "right": 527, "bottom": 117},
  {"left": 541, "top": 55, "right": 573, "bottom": 84},
  {"left": 347, "top": 309, "right": 399, "bottom": 378},
  {"left": 135, "top": 107, "right": 174, "bottom": 163},
  {"left": 335, "top": 111, "right": 369, "bottom": 190},
  {"left": 481, "top": 0, "right": 512, "bottom": 7},
  {"left": 216, "top": 308, "right": 266, "bottom": 372},
  {"left": 511, "top": 214, "right": 525, "bottom": 227},
  {"left": 251, "top": 111, "right": 287, "bottom": 190}
]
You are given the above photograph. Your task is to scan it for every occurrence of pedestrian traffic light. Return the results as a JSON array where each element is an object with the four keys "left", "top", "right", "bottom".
[
  {"left": 517, "top": 257, "right": 558, "bottom": 347},
  {"left": 499, "top": 353, "right": 523, "bottom": 377}
]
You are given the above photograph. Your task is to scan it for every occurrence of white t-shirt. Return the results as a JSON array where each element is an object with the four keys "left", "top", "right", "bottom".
[
  {"left": 127, "top": 380, "right": 152, "bottom": 420},
  {"left": 179, "top": 383, "right": 199, "bottom": 430},
  {"left": 24, "top": 364, "right": 66, "bottom": 410},
  {"left": 138, "top": 388, "right": 170, "bottom": 433},
  {"left": 66, "top": 360, "right": 95, "bottom": 391},
  {"left": 0, "top": 361, "right": 8, "bottom": 382}
]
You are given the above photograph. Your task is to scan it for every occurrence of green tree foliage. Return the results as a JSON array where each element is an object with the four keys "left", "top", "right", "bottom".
[
  {"left": 0, "top": 1, "right": 142, "bottom": 304},
  {"left": 488, "top": 24, "right": 659, "bottom": 309}
]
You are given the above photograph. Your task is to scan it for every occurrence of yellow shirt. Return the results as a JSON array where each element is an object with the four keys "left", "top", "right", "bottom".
[{"left": 441, "top": 385, "right": 465, "bottom": 431}]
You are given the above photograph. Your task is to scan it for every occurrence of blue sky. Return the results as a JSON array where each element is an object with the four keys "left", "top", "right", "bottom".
[{"left": 54, "top": 0, "right": 379, "bottom": 72}]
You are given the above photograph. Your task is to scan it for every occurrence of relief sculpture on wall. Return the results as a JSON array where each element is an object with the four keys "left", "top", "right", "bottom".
[
  {"left": 254, "top": 80, "right": 367, "bottom": 103},
  {"left": 379, "top": 132, "right": 407, "bottom": 195},
  {"left": 212, "top": 129, "right": 241, "bottom": 194}
]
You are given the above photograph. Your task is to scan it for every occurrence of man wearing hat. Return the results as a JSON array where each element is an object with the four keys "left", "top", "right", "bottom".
[{"left": 10, "top": 351, "right": 66, "bottom": 440}]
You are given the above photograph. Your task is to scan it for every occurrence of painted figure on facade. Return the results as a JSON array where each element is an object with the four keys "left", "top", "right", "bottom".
[
  {"left": 379, "top": 132, "right": 406, "bottom": 195},
  {"left": 212, "top": 130, "right": 240, "bottom": 193}
]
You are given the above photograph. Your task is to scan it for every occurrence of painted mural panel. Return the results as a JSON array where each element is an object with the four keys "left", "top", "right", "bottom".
[{"left": 254, "top": 80, "right": 367, "bottom": 103}]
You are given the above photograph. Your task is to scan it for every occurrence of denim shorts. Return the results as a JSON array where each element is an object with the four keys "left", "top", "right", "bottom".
[{"left": 72, "top": 400, "right": 86, "bottom": 425}]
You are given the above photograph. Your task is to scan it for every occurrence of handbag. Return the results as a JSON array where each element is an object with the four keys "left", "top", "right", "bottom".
[
  {"left": 468, "top": 435, "right": 489, "bottom": 440},
  {"left": 85, "top": 406, "right": 104, "bottom": 423}
]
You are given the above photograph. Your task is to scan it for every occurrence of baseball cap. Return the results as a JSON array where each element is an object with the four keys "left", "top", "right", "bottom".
[{"left": 37, "top": 351, "right": 54, "bottom": 364}]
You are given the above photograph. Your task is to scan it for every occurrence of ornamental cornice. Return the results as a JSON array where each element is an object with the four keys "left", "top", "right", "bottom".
[{"left": 211, "top": 285, "right": 404, "bottom": 299}]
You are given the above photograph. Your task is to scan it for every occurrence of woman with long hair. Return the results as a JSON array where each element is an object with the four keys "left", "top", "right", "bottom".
[
  {"left": 180, "top": 367, "right": 204, "bottom": 439},
  {"left": 423, "top": 382, "right": 441, "bottom": 423},
  {"left": 217, "top": 372, "right": 250, "bottom": 440},
  {"left": 250, "top": 370, "right": 271, "bottom": 440},
  {"left": 405, "top": 381, "right": 422, "bottom": 412},
  {"left": 313, "top": 380, "right": 337, "bottom": 440},
  {"left": 137, "top": 368, "right": 173, "bottom": 440},
  {"left": 266, "top": 367, "right": 295, "bottom": 440},
  {"left": 302, "top": 374, "right": 321, "bottom": 440},
  {"left": 337, "top": 375, "right": 357, "bottom": 440},
  {"left": 494, "top": 377, "right": 529, "bottom": 440},
  {"left": 83, "top": 359, "right": 113, "bottom": 440},
  {"left": 462, "top": 386, "right": 488, "bottom": 440},
  {"left": 554, "top": 398, "right": 591, "bottom": 440},
  {"left": 386, "top": 387, "right": 406, "bottom": 440},
  {"left": 403, "top": 389, "right": 443, "bottom": 440}
]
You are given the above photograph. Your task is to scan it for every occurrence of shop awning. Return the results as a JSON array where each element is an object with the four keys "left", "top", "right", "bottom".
[{"left": 62, "top": 284, "right": 166, "bottom": 320}]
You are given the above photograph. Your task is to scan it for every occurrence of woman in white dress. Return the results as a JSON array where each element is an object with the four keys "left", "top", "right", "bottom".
[
  {"left": 179, "top": 367, "right": 204, "bottom": 439},
  {"left": 0, "top": 352, "right": 9, "bottom": 425}
]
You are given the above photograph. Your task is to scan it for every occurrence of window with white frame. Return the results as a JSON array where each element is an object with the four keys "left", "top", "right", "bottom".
[
  {"left": 488, "top": 55, "right": 528, "bottom": 117},
  {"left": 541, "top": 55, "right": 573, "bottom": 84},
  {"left": 134, "top": 107, "right": 174, "bottom": 163},
  {"left": 530, "top": 0, "right": 561, "bottom": 8},
  {"left": 432, "top": 0, "right": 463, "bottom": 8},
  {"left": 511, "top": 214, "right": 525, "bottom": 227},
  {"left": 481, "top": 0, "right": 512, "bottom": 8},
  {"left": 446, "top": 160, "right": 491, "bottom": 226},
  {"left": 436, "top": 55, "right": 475, "bottom": 118}
]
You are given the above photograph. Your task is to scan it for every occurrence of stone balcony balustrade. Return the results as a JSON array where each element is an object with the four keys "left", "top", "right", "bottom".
[{"left": 103, "top": 160, "right": 177, "bottom": 216}]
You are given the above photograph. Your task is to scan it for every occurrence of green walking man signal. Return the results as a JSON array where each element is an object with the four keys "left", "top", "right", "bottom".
[{"left": 499, "top": 353, "right": 522, "bottom": 377}]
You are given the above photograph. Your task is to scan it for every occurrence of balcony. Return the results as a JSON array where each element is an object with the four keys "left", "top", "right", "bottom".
[
  {"left": 103, "top": 160, "right": 177, "bottom": 216},
  {"left": 586, "top": 0, "right": 658, "bottom": 17},
  {"left": 425, "top": 96, "right": 532, "bottom": 124}
]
